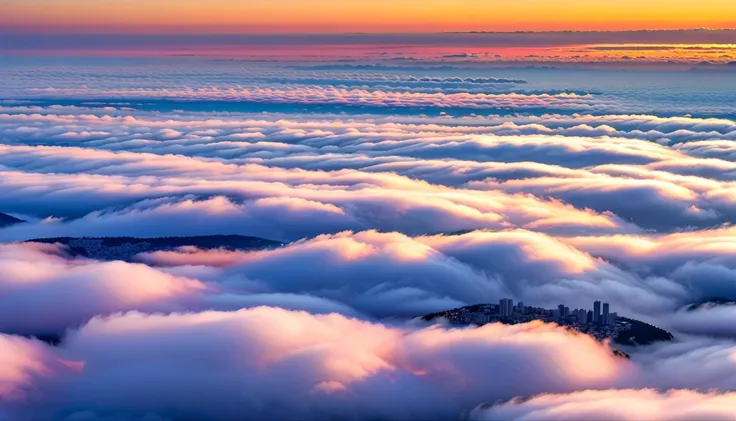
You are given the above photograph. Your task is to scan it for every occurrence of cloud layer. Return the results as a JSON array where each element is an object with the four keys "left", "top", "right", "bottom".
[
  {"left": 1, "top": 52, "right": 736, "bottom": 420},
  {"left": 0, "top": 308, "right": 630, "bottom": 420},
  {"left": 469, "top": 389, "right": 736, "bottom": 421},
  {"left": 4, "top": 308, "right": 736, "bottom": 420}
]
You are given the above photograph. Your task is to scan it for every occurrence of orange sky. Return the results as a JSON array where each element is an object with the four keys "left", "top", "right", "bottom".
[{"left": 2, "top": 0, "right": 735, "bottom": 33}]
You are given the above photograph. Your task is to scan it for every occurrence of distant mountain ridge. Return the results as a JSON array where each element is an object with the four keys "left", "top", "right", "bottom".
[
  {"left": 26, "top": 235, "right": 284, "bottom": 262},
  {"left": 0, "top": 212, "right": 25, "bottom": 228}
]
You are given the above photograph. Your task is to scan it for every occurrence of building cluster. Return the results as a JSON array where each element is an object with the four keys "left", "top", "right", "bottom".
[
  {"left": 441, "top": 299, "right": 629, "bottom": 341},
  {"left": 557, "top": 300, "right": 618, "bottom": 327}
]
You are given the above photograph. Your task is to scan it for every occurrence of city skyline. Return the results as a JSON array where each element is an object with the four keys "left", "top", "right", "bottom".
[{"left": 495, "top": 298, "right": 618, "bottom": 326}]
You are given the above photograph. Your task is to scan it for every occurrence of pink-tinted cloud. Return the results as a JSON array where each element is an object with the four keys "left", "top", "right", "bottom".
[
  {"left": 469, "top": 389, "right": 736, "bottom": 421},
  {"left": 0, "top": 308, "right": 631, "bottom": 420}
]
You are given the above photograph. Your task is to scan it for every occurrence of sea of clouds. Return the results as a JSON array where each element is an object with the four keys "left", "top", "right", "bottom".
[{"left": 1, "top": 56, "right": 736, "bottom": 420}]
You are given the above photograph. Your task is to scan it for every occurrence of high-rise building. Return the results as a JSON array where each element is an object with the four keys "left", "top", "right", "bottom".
[
  {"left": 577, "top": 309, "right": 587, "bottom": 324},
  {"left": 517, "top": 302, "right": 525, "bottom": 314},
  {"left": 608, "top": 312, "right": 618, "bottom": 326},
  {"left": 602, "top": 303, "right": 610, "bottom": 326},
  {"left": 587, "top": 310, "right": 593, "bottom": 324},
  {"left": 593, "top": 301, "right": 601, "bottom": 324},
  {"left": 499, "top": 298, "right": 513, "bottom": 317},
  {"left": 558, "top": 304, "right": 565, "bottom": 320}
]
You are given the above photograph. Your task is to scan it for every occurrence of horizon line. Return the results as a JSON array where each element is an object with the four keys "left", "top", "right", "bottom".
[{"left": 2, "top": 28, "right": 736, "bottom": 36}]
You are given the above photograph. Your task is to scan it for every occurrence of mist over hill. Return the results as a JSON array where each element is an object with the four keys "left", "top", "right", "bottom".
[
  {"left": 686, "top": 297, "right": 736, "bottom": 311},
  {"left": 26, "top": 235, "right": 284, "bottom": 261}
]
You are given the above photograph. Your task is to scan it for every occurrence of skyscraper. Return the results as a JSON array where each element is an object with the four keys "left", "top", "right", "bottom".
[
  {"left": 577, "top": 309, "right": 587, "bottom": 324},
  {"left": 558, "top": 304, "right": 565, "bottom": 320},
  {"left": 499, "top": 298, "right": 513, "bottom": 317},
  {"left": 593, "top": 301, "right": 601, "bottom": 324},
  {"left": 602, "top": 302, "right": 610, "bottom": 326}
]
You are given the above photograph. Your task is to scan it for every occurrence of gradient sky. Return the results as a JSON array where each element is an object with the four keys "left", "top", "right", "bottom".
[{"left": 2, "top": 0, "right": 736, "bottom": 33}]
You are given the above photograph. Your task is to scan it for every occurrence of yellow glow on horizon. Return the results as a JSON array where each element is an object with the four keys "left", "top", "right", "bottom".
[{"left": 1, "top": 0, "right": 735, "bottom": 33}]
